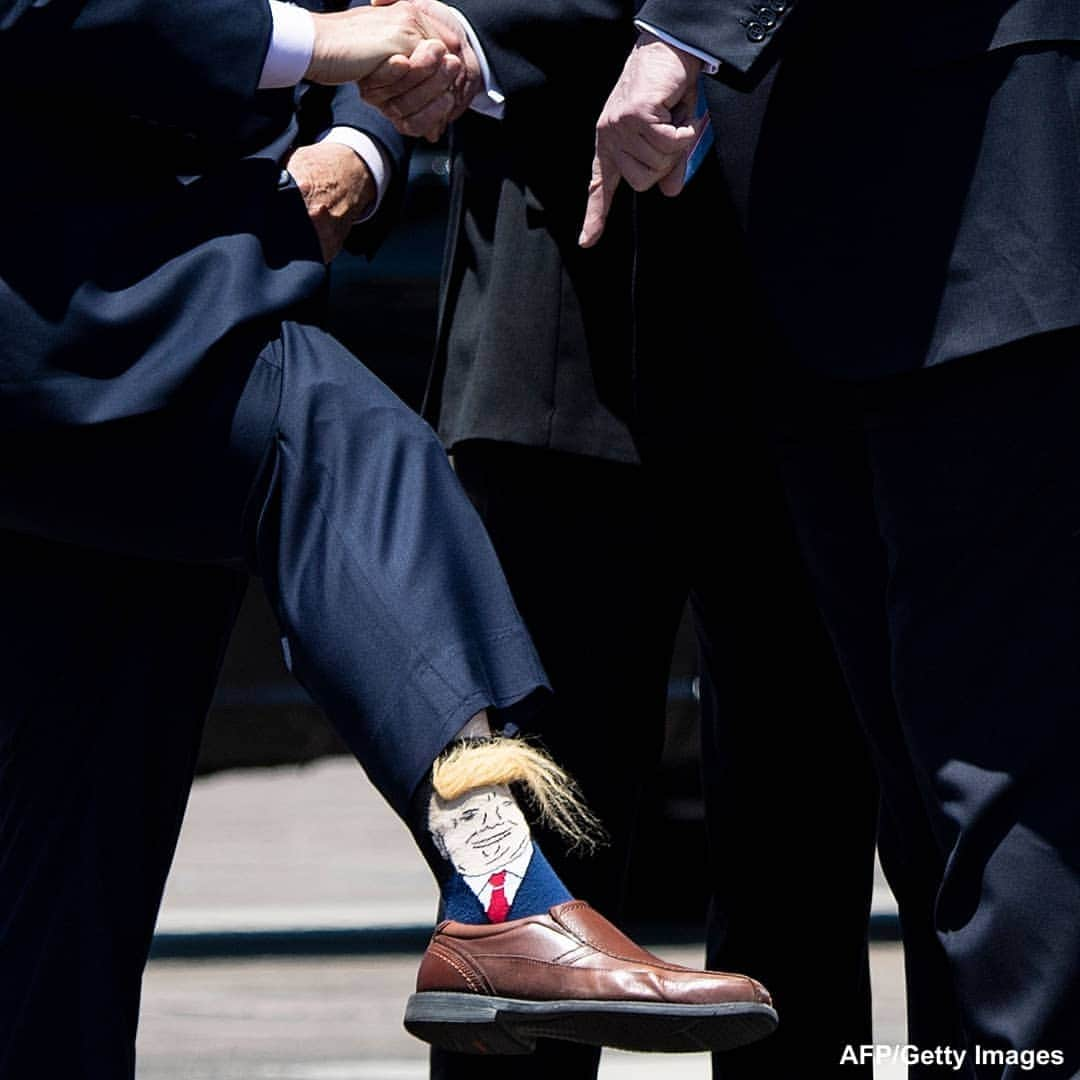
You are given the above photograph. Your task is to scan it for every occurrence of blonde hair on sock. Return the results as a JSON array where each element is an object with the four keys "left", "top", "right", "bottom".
[{"left": 432, "top": 736, "right": 606, "bottom": 853}]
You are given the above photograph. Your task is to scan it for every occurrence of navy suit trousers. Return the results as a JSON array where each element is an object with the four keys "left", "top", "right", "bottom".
[{"left": 0, "top": 321, "right": 546, "bottom": 1078}]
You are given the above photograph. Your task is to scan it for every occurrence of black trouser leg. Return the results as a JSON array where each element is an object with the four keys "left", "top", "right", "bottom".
[
  {"left": 685, "top": 435, "right": 879, "bottom": 1080},
  {"left": 774, "top": 335, "right": 1080, "bottom": 1076},
  {"left": 769, "top": 387, "right": 971, "bottom": 1074},
  {"left": 631, "top": 168, "right": 884, "bottom": 1077},
  {"left": 0, "top": 533, "right": 246, "bottom": 1080}
]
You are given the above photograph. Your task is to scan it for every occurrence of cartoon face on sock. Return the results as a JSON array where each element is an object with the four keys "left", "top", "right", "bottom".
[{"left": 428, "top": 784, "right": 532, "bottom": 877}]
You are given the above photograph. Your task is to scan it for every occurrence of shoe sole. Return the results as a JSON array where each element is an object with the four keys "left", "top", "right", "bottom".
[{"left": 404, "top": 993, "right": 778, "bottom": 1055}]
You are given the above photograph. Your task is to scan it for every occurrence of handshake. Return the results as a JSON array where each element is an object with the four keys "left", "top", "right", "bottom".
[
  {"left": 306, "top": 0, "right": 483, "bottom": 142},
  {"left": 308, "top": 5, "right": 708, "bottom": 243}
]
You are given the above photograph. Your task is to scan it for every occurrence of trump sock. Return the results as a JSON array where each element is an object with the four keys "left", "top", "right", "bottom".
[{"left": 409, "top": 714, "right": 602, "bottom": 925}]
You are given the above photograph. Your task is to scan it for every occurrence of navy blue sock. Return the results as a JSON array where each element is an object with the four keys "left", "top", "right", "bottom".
[{"left": 439, "top": 844, "right": 572, "bottom": 923}]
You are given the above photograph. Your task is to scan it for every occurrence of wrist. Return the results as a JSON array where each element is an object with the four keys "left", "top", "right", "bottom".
[
  {"left": 440, "top": 5, "right": 501, "bottom": 114},
  {"left": 636, "top": 30, "right": 704, "bottom": 80},
  {"left": 307, "top": 9, "right": 385, "bottom": 85},
  {"left": 306, "top": 11, "right": 351, "bottom": 84},
  {"left": 457, "top": 52, "right": 484, "bottom": 111}
]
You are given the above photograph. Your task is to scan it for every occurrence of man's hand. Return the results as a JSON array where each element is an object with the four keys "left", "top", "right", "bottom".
[
  {"left": 286, "top": 142, "right": 376, "bottom": 263},
  {"left": 579, "top": 33, "right": 704, "bottom": 248},
  {"left": 360, "top": 0, "right": 484, "bottom": 142},
  {"left": 305, "top": 2, "right": 456, "bottom": 86}
]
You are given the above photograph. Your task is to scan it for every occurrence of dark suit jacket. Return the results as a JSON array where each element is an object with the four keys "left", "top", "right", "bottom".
[
  {"left": 424, "top": 0, "right": 641, "bottom": 463},
  {"left": 638, "top": 0, "right": 1080, "bottom": 377},
  {"left": 457, "top": 0, "right": 1080, "bottom": 380},
  {"left": 0, "top": 0, "right": 407, "bottom": 432}
]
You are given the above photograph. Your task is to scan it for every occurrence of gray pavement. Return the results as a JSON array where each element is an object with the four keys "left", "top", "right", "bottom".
[
  {"left": 158, "top": 759, "right": 436, "bottom": 936},
  {"left": 136, "top": 945, "right": 907, "bottom": 1079},
  {"left": 142, "top": 759, "right": 907, "bottom": 1078}
]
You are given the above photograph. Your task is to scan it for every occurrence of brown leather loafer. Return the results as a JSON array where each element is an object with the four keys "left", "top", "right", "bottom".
[{"left": 404, "top": 900, "right": 777, "bottom": 1055}]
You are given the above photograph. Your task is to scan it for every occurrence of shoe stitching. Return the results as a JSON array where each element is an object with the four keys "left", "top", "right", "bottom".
[
  {"left": 551, "top": 906, "right": 685, "bottom": 969},
  {"left": 553, "top": 945, "right": 593, "bottom": 965},
  {"left": 429, "top": 942, "right": 491, "bottom": 994},
  {"left": 441, "top": 914, "right": 550, "bottom": 940},
  {"left": 559, "top": 905, "right": 727, "bottom": 976}
]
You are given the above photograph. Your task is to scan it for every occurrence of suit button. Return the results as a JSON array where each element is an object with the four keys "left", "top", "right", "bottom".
[
  {"left": 745, "top": 21, "right": 768, "bottom": 41},
  {"left": 752, "top": 4, "right": 778, "bottom": 26}
]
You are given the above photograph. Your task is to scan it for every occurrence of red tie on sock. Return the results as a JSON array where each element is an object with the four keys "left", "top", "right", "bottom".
[{"left": 486, "top": 871, "right": 510, "bottom": 922}]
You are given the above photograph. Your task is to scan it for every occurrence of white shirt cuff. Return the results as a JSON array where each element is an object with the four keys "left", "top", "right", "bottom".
[
  {"left": 317, "top": 126, "right": 390, "bottom": 223},
  {"left": 260, "top": 1, "right": 316, "bottom": 89},
  {"left": 443, "top": 6, "right": 505, "bottom": 120},
  {"left": 634, "top": 21, "right": 721, "bottom": 75}
]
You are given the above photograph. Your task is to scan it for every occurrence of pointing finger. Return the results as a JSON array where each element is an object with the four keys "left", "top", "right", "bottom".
[{"left": 579, "top": 151, "right": 621, "bottom": 248}]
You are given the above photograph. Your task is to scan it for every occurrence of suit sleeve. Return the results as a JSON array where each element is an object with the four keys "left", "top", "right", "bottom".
[
  {"left": 448, "top": 0, "right": 632, "bottom": 99},
  {"left": 635, "top": 0, "right": 802, "bottom": 78},
  {"left": 331, "top": 85, "right": 411, "bottom": 258},
  {"left": 0, "top": 0, "right": 272, "bottom": 138}
]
